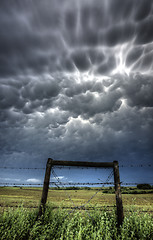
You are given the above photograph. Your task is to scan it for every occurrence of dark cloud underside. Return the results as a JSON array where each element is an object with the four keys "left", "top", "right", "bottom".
[{"left": 0, "top": 0, "right": 153, "bottom": 173}]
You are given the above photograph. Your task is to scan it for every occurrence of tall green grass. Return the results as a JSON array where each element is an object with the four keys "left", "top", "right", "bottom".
[{"left": 0, "top": 205, "right": 153, "bottom": 240}]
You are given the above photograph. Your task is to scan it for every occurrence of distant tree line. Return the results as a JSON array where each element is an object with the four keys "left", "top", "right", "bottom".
[
  {"left": 50, "top": 184, "right": 153, "bottom": 194},
  {"left": 136, "top": 184, "right": 152, "bottom": 189}
]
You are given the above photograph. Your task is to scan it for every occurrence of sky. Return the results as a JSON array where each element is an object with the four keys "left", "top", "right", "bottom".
[{"left": 0, "top": 0, "right": 153, "bottom": 186}]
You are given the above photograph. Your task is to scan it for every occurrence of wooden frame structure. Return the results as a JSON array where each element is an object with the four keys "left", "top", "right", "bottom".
[{"left": 39, "top": 158, "right": 124, "bottom": 226}]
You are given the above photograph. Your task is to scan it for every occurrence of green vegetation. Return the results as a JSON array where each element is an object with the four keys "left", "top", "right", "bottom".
[
  {"left": 0, "top": 205, "right": 153, "bottom": 240},
  {"left": 137, "top": 184, "right": 152, "bottom": 190},
  {"left": 0, "top": 187, "right": 153, "bottom": 213},
  {"left": 0, "top": 187, "right": 153, "bottom": 239},
  {"left": 50, "top": 186, "right": 153, "bottom": 194}
]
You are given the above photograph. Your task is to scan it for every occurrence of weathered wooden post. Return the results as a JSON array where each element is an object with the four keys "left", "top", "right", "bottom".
[
  {"left": 38, "top": 158, "right": 53, "bottom": 216},
  {"left": 113, "top": 161, "right": 124, "bottom": 226}
]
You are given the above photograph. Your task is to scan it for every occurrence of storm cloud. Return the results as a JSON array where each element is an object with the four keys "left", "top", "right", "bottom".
[{"left": 0, "top": 0, "right": 153, "bottom": 184}]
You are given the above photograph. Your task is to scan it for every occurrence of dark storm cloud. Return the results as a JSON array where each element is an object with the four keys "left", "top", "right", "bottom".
[
  {"left": 0, "top": 0, "right": 153, "bottom": 173},
  {"left": 21, "top": 78, "right": 60, "bottom": 101},
  {"left": 122, "top": 74, "right": 153, "bottom": 108},
  {"left": 0, "top": 1, "right": 65, "bottom": 76},
  {"left": 104, "top": 23, "right": 135, "bottom": 47},
  {"left": 0, "top": 0, "right": 153, "bottom": 76},
  {"left": 64, "top": 79, "right": 104, "bottom": 97},
  {"left": 0, "top": 71, "right": 153, "bottom": 166},
  {"left": 126, "top": 46, "right": 144, "bottom": 67},
  {"left": 134, "top": 0, "right": 152, "bottom": 21},
  {"left": 0, "top": 84, "right": 20, "bottom": 109},
  {"left": 87, "top": 49, "right": 105, "bottom": 65},
  {"left": 136, "top": 17, "right": 153, "bottom": 44},
  {"left": 57, "top": 87, "right": 122, "bottom": 117},
  {"left": 0, "top": 74, "right": 61, "bottom": 117},
  {"left": 71, "top": 51, "right": 91, "bottom": 71},
  {"left": 95, "top": 56, "right": 116, "bottom": 75}
]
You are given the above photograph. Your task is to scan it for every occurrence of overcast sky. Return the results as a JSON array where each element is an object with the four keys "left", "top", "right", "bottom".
[{"left": 0, "top": 0, "right": 153, "bottom": 184}]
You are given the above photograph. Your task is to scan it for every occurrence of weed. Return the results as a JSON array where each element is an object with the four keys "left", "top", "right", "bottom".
[{"left": 0, "top": 205, "right": 153, "bottom": 240}]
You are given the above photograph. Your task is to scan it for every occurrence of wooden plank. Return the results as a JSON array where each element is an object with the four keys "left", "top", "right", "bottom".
[
  {"left": 51, "top": 159, "right": 114, "bottom": 168},
  {"left": 113, "top": 161, "right": 124, "bottom": 226},
  {"left": 38, "top": 158, "right": 53, "bottom": 216}
]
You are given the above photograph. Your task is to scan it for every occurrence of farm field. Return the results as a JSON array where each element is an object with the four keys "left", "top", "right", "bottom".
[
  {"left": 0, "top": 187, "right": 153, "bottom": 212},
  {"left": 0, "top": 187, "right": 153, "bottom": 239}
]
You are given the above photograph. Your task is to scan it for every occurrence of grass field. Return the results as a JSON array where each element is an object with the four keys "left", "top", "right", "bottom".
[
  {"left": 0, "top": 204, "right": 153, "bottom": 239},
  {"left": 0, "top": 187, "right": 153, "bottom": 239},
  {"left": 0, "top": 187, "right": 153, "bottom": 212}
]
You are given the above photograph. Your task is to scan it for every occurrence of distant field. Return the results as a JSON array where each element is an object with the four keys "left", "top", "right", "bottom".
[{"left": 0, "top": 187, "right": 153, "bottom": 213}]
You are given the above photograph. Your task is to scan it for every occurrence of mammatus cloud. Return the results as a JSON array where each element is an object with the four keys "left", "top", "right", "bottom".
[
  {"left": 0, "top": 0, "right": 153, "bottom": 77},
  {"left": 0, "top": 0, "right": 153, "bottom": 175},
  {"left": 1, "top": 72, "right": 153, "bottom": 166}
]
